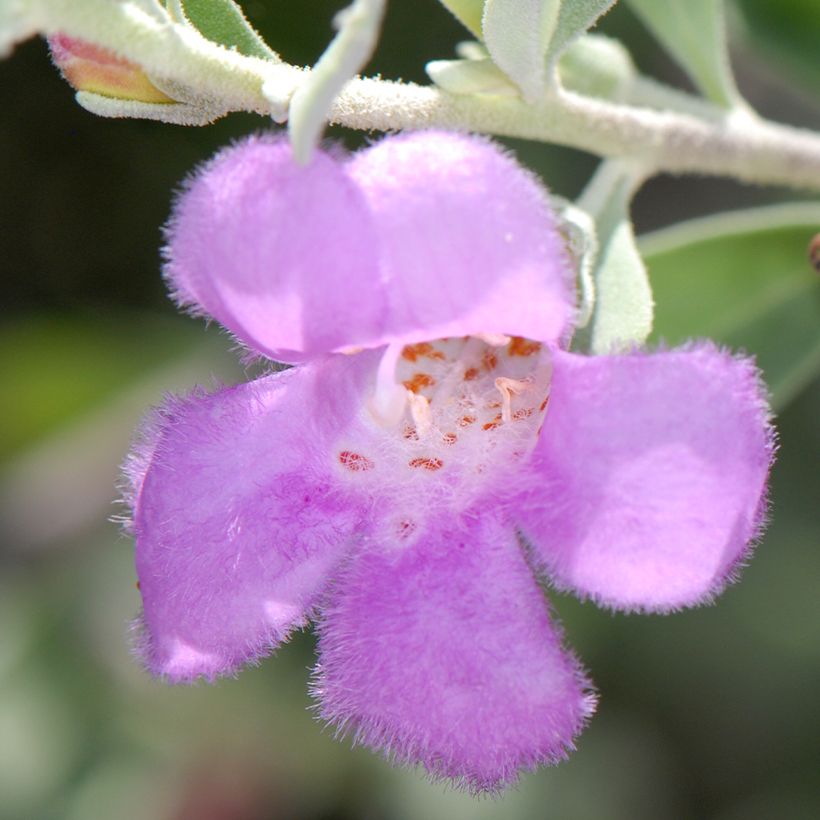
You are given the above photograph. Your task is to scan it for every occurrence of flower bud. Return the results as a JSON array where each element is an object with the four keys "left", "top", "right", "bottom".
[
  {"left": 557, "top": 34, "right": 635, "bottom": 102},
  {"left": 48, "top": 34, "right": 173, "bottom": 104}
]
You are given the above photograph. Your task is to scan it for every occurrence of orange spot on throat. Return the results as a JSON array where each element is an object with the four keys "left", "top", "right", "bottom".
[
  {"left": 402, "top": 342, "right": 446, "bottom": 362},
  {"left": 409, "top": 457, "right": 444, "bottom": 471},
  {"left": 508, "top": 337, "right": 542, "bottom": 357},
  {"left": 402, "top": 373, "right": 435, "bottom": 393},
  {"left": 482, "top": 352, "right": 498, "bottom": 370},
  {"left": 339, "top": 451, "right": 374, "bottom": 472}
]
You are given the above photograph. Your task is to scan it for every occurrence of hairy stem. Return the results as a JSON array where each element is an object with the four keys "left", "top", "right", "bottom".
[{"left": 25, "top": 0, "right": 820, "bottom": 192}]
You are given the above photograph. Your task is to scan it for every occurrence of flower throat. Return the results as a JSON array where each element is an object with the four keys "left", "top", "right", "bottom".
[{"left": 337, "top": 336, "right": 553, "bottom": 483}]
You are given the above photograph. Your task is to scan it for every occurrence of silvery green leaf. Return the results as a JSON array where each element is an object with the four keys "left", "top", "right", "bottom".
[
  {"left": 590, "top": 218, "right": 653, "bottom": 353},
  {"left": 545, "top": 0, "right": 617, "bottom": 67},
  {"left": 557, "top": 34, "right": 634, "bottom": 101},
  {"left": 482, "top": 0, "right": 560, "bottom": 101},
  {"left": 454, "top": 40, "right": 489, "bottom": 60},
  {"left": 287, "top": 0, "right": 386, "bottom": 164},
  {"left": 426, "top": 57, "right": 516, "bottom": 95},
  {"left": 169, "top": 0, "right": 280, "bottom": 61},
  {"left": 76, "top": 90, "right": 222, "bottom": 125},
  {"left": 437, "top": 0, "right": 484, "bottom": 38},
  {"left": 577, "top": 161, "right": 654, "bottom": 354},
  {"left": 626, "top": 0, "right": 741, "bottom": 108}
]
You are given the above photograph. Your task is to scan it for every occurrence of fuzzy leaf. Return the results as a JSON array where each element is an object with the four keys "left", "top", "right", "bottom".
[
  {"left": 171, "top": 0, "right": 279, "bottom": 61},
  {"left": 577, "top": 161, "right": 654, "bottom": 355},
  {"left": 625, "top": 0, "right": 740, "bottom": 108},
  {"left": 288, "top": 0, "right": 385, "bottom": 164},
  {"left": 641, "top": 203, "right": 820, "bottom": 410},
  {"left": 76, "top": 90, "right": 222, "bottom": 125},
  {"left": 437, "top": 0, "right": 484, "bottom": 38},
  {"left": 481, "top": 0, "right": 617, "bottom": 98},
  {"left": 454, "top": 40, "right": 489, "bottom": 60},
  {"left": 482, "top": 0, "right": 560, "bottom": 101},
  {"left": 545, "top": 0, "right": 617, "bottom": 67},
  {"left": 557, "top": 33, "right": 634, "bottom": 100},
  {"left": 590, "top": 219, "right": 653, "bottom": 354},
  {"left": 425, "top": 57, "right": 516, "bottom": 95}
]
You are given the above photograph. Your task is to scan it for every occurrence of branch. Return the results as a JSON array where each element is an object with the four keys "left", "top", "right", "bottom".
[
  {"left": 328, "top": 81, "right": 820, "bottom": 192},
  {"left": 23, "top": 0, "right": 820, "bottom": 192}
]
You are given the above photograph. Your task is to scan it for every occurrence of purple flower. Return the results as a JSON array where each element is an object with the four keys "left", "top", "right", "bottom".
[{"left": 126, "top": 131, "right": 773, "bottom": 792}]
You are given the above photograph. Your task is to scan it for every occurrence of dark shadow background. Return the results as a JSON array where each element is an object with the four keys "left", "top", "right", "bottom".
[{"left": 0, "top": 2, "right": 818, "bottom": 819}]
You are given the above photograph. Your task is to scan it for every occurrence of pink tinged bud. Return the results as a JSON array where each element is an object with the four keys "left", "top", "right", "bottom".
[{"left": 47, "top": 35, "right": 173, "bottom": 104}]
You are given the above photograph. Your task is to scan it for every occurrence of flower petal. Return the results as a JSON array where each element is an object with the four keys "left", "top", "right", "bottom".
[
  {"left": 516, "top": 344, "right": 773, "bottom": 612},
  {"left": 314, "top": 511, "right": 595, "bottom": 793},
  {"left": 129, "top": 353, "right": 379, "bottom": 681},
  {"left": 348, "top": 131, "right": 576, "bottom": 347},
  {"left": 164, "top": 135, "right": 386, "bottom": 363},
  {"left": 164, "top": 132, "right": 575, "bottom": 362}
]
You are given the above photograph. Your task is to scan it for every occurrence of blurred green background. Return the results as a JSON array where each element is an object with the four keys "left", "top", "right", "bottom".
[{"left": 1, "top": 2, "right": 819, "bottom": 819}]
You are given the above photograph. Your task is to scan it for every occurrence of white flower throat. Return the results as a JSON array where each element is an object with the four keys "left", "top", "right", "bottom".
[{"left": 336, "top": 335, "right": 553, "bottom": 487}]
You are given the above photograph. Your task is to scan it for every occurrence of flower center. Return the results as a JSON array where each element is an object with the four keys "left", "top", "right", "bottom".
[
  {"left": 335, "top": 335, "right": 552, "bottom": 484},
  {"left": 392, "top": 336, "right": 552, "bottom": 456}
]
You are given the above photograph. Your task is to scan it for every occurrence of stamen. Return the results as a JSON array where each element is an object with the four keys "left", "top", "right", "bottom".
[
  {"left": 407, "top": 391, "right": 433, "bottom": 435},
  {"left": 495, "top": 376, "right": 532, "bottom": 423},
  {"left": 368, "top": 343, "right": 407, "bottom": 427}
]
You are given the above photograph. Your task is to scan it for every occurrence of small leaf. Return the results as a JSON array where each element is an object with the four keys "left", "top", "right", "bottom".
[
  {"left": 640, "top": 202, "right": 820, "bottom": 410},
  {"left": 482, "top": 0, "right": 560, "bottom": 101},
  {"left": 576, "top": 161, "right": 654, "bottom": 354},
  {"left": 171, "top": 0, "right": 279, "bottom": 61},
  {"left": 288, "top": 0, "right": 386, "bottom": 164},
  {"left": 625, "top": 0, "right": 741, "bottom": 108},
  {"left": 425, "top": 57, "right": 516, "bottom": 95},
  {"left": 545, "top": 0, "right": 617, "bottom": 67},
  {"left": 557, "top": 33, "right": 634, "bottom": 101},
  {"left": 481, "top": 0, "right": 617, "bottom": 98},
  {"left": 454, "top": 40, "right": 489, "bottom": 61},
  {"left": 437, "top": 0, "right": 484, "bottom": 38},
  {"left": 76, "top": 90, "right": 222, "bottom": 125},
  {"left": 590, "top": 220, "right": 653, "bottom": 354}
]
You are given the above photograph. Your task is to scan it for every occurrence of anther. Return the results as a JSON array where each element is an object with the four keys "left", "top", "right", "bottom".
[
  {"left": 407, "top": 391, "right": 433, "bottom": 435},
  {"left": 369, "top": 343, "right": 407, "bottom": 427},
  {"left": 494, "top": 376, "right": 532, "bottom": 423}
]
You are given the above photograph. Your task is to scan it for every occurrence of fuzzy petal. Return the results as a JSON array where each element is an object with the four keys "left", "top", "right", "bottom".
[
  {"left": 164, "top": 135, "right": 386, "bottom": 363},
  {"left": 348, "top": 131, "right": 576, "bottom": 347},
  {"left": 517, "top": 345, "right": 773, "bottom": 612},
  {"left": 130, "top": 353, "right": 380, "bottom": 681},
  {"left": 314, "top": 511, "right": 595, "bottom": 793},
  {"left": 164, "top": 132, "right": 575, "bottom": 362}
]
